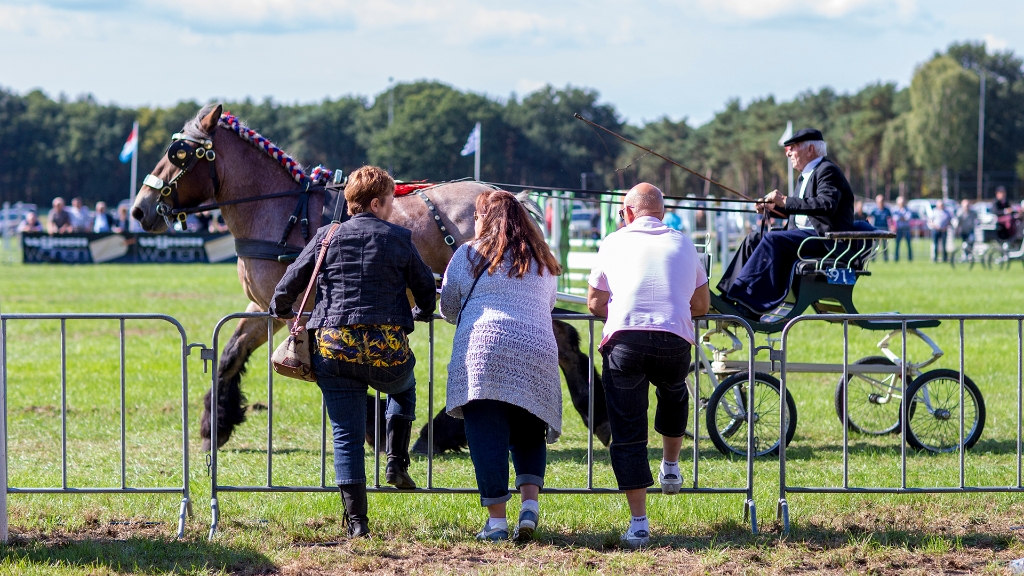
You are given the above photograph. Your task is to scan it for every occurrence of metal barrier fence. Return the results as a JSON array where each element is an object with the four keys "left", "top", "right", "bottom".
[
  {"left": 0, "top": 314, "right": 195, "bottom": 543},
  {"left": 208, "top": 312, "right": 759, "bottom": 538},
  {"left": 777, "top": 313, "right": 1024, "bottom": 533}
]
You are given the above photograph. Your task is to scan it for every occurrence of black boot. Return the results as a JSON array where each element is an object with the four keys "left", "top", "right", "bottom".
[
  {"left": 385, "top": 417, "right": 416, "bottom": 489},
  {"left": 338, "top": 483, "right": 369, "bottom": 538}
]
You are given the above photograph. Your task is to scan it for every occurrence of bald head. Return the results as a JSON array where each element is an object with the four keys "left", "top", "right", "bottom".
[{"left": 624, "top": 183, "right": 665, "bottom": 220}]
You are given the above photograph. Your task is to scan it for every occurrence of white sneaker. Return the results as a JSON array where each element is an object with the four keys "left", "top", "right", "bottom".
[
  {"left": 659, "top": 471, "right": 682, "bottom": 495},
  {"left": 620, "top": 526, "right": 650, "bottom": 549}
]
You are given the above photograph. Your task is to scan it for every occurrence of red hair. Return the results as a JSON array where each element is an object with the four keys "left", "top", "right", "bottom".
[{"left": 471, "top": 190, "right": 562, "bottom": 278}]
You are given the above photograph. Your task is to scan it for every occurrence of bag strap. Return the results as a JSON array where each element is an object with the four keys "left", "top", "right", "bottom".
[
  {"left": 456, "top": 266, "right": 486, "bottom": 327},
  {"left": 291, "top": 222, "right": 341, "bottom": 335}
]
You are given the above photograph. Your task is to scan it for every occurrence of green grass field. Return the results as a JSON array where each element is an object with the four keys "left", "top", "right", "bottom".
[{"left": 1, "top": 238, "right": 1024, "bottom": 574}]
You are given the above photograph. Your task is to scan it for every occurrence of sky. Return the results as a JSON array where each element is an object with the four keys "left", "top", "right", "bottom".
[{"left": 0, "top": 0, "right": 1020, "bottom": 127}]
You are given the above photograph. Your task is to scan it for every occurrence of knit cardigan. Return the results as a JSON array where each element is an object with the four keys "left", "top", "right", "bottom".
[{"left": 439, "top": 244, "right": 562, "bottom": 440}]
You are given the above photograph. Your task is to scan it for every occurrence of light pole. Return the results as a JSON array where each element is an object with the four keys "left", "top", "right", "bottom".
[
  {"left": 388, "top": 76, "right": 395, "bottom": 176},
  {"left": 976, "top": 69, "right": 985, "bottom": 200}
]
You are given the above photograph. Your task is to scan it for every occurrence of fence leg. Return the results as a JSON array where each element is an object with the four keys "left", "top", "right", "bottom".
[
  {"left": 1, "top": 328, "right": 7, "bottom": 545},
  {"left": 176, "top": 498, "right": 189, "bottom": 538},
  {"left": 208, "top": 496, "right": 219, "bottom": 540},
  {"left": 744, "top": 499, "right": 758, "bottom": 534},
  {"left": 777, "top": 498, "right": 790, "bottom": 534}
]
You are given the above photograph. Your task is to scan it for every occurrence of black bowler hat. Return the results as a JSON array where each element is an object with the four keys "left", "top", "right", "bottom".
[{"left": 782, "top": 128, "right": 824, "bottom": 146}]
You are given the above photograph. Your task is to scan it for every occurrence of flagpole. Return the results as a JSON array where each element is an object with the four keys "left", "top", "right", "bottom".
[
  {"left": 129, "top": 120, "right": 139, "bottom": 205},
  {"left": 473, "top": 122, "right": 481, "bottom": 181},
  {"left": 780, "top": 120, "right": 794, "bottom": 196}
]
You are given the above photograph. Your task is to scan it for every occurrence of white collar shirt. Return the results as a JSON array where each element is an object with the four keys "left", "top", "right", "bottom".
[
  {"left": 588, "top": 216, "right": 708, "bottom": 346},
  {"left": 794, "top": 156, "right": 824, "bottom": 229}
]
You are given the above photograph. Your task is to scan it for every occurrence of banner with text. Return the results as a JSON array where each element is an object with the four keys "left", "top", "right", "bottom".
[{"left": 21, "top": 232, "right": 238, "bottom": 264}]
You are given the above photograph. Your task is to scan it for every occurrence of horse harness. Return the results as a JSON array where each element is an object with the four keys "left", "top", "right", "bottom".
[
  {"left": 143, "top": 131, "right": 324, "bottom": 261},
  {"left": 414, "top": 189, "right": 458, "bottom": 250}
]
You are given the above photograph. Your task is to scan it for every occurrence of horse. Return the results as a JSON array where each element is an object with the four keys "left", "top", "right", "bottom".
[{"left": 131, "top": 103, "right": 610, "bottom": 452}]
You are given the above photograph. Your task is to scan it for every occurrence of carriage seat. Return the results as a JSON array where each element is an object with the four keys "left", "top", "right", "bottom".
[
  {"left": 793, "top": 226, "right": 895, "bottom": 276},
  {"left": 788, "top": 226, "right": 938, "bottom": 331}
]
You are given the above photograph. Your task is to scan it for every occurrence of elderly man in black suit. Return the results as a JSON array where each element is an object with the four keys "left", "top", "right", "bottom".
[{"left": 716, "top": 128, "right": 855, "bottom": 313}]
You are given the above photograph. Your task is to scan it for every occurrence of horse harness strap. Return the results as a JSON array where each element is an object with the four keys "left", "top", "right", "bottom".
[
  {"left": 235, "top": 238, "right": 307, "bottom": 262},
  {"left": 415, "top": 189, "right": 457, "bottom": 251},
  {"left": 278, "top": 183, "right": 314, "bottom": 247}
]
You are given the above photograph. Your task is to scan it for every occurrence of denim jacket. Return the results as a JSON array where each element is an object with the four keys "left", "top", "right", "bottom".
[{"left": 269, "top": 212, "right": 436, "bottom": 332}]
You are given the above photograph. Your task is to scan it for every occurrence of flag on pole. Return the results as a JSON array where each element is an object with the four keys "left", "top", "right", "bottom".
[
  {"left": 778, "top": 121, "right": 793, "bottom": 146},
  {"left": 119, "top": 123, "right": 139, "bottom": 163},
  {"left": 460, "top": 123, "right": 480, "bottom": 157}
]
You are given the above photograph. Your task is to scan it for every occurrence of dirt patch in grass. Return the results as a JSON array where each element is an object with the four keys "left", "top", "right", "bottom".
[{"left": 3, "top": 513, "right": 1023, "bottom": 574}]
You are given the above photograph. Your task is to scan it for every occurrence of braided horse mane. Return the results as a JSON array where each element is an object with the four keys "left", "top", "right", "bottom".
[{"left": 183, "top": 104, "right": 333, "bottom": 186}]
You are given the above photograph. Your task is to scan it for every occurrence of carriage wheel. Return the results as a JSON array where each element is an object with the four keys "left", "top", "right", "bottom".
[
  {"left": 706, "top": 372, "right": 797, "bottom": 457},
  {"left": 903, "top": 370, "right": 985, "bottom": 453},
  {"left": 834, "top": 356, "right": 911, "bottom": 435}
]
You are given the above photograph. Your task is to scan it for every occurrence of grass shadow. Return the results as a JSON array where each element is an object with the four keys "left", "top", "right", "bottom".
[{"left": 1, "top": 533, "right": 275, "bottom": 574}]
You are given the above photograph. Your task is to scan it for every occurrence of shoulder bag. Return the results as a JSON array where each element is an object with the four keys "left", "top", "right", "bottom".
[
  {"left": 272, "top": 222, "right": 341, "bottom": 382},
  {"left": 456, "top": 263, "right": 487, "bottom": 327}
]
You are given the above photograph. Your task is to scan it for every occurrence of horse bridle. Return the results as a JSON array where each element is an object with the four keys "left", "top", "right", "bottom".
[
  {"left": 143, "top": 130, "right": 325, "bottom": 251},
  {"left": 142, "top": 132, "right": 220, "bottom": 229}
]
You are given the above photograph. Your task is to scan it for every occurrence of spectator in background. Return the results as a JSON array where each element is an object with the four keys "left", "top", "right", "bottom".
[
  {"left": 994, "top": 186, "right": 1015, "bottom": 240},
  {"left": 113, "top": 205, "right": 131, "bottom": 233},
  {"left": 994, "top": 186, "right": 1012, "bottom": 215},
  {"left": 47, "top": 197, "right": 74, "bottom": 234},
  {"left": 662, "top": 208, "right": 683, "bottom": 231},
  {"left": 853, "top": 200, "right": 868, "bottom": 222},
  {"left": 869, "top": 195, "right": 893, "bottom": 261},
  {"left": 928, "top": 200, "right": 951, "bottom": 262},
  {"left": 68, "top": 197, "right": 91, "bottom": 232},
  {"left": 93, "top": 201, "right": 114, "bottom": 233},
  {"left": 195, "top": 211, "right": 213, "bottom": 233},
  {"left": 211, "top": 210, "right": 229, "bottom": 232},
  {"left": 954, "top": 199, "right": 977, "bottom": 245},
  {"left": 17, "top": 211, "right": 42, "bottom": 233},
  {"left": 893, "top": 196, "right": 913, "bottom": 262}
]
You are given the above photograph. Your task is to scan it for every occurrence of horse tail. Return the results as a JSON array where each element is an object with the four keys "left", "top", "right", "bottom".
[{"left": 514, "top": 192, "right": 545, "bottom": 231}]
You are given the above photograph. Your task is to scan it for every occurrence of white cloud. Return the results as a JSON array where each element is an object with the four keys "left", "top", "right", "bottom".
[
  {"left": 695, "top": 0, "right": 918, "bottom": 20},
  {"left": 984, "top": 33, "right": 1008, "bottom": 51},
  {"left": 515, "top": 79, "right": 548, "bottom": 96}
]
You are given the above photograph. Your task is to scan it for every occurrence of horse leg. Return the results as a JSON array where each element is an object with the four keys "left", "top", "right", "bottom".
[
  {"left": 201, "top": 302, "right": 284, "bottom": 451},
  {"left": 552, "top": 319, "right": 611, "bottom": 446}
]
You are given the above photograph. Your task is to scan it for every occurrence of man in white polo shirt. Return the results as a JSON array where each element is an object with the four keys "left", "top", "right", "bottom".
[{"left": 587, "top": 182, "right": 710, "bottom": 549}]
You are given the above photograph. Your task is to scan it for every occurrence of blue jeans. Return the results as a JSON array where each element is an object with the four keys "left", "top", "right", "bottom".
[
  {"left": 601, "top": 330, "right": 691, "bottom": 490},
  {"left": 895, "top": 227, "right": 912, "bottom": 261},
  {"left": 462, "top": 400, "right": 547, "bottom": 507},
  {"left": 313, "top": 351, "right": 416, "bottom": 485}
]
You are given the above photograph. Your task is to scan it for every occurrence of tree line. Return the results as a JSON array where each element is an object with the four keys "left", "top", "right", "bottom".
[{"left": 1, "top": 41, "right": 1021, "bottom": 209}]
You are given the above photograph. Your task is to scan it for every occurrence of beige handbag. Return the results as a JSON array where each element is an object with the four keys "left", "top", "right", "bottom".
[{"left": 272, "top": 223, "right": 340, "bottom": 382}]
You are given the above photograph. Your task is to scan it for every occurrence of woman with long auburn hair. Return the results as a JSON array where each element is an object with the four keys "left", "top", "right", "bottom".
[{"left": 439, "top": 189, "right": 563, "bottom": 542}]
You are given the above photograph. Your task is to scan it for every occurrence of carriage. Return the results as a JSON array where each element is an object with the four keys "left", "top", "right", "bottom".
[{"left": 686, "top": 225, "right": 986, "bottom": 457}]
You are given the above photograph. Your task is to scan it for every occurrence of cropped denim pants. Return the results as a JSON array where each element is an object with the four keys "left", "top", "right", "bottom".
[
  {"left": 462, "top": 399, "right": 547, "bottom": 507},
  {"left": 600, "top": 330, "right": 691, "bottom": 490},
  {"left": 312, "top": 350, "right": 416, "bottom": 486}
]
